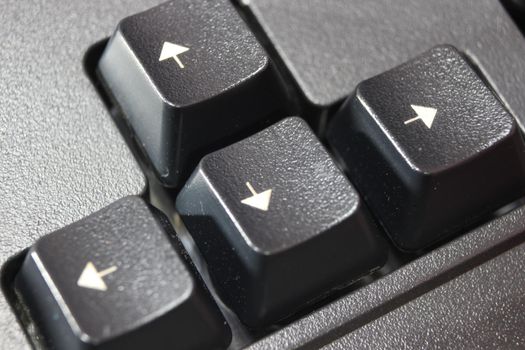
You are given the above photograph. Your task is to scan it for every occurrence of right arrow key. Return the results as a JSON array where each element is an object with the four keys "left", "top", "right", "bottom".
[{"left": 327, "top": 45, "right": 525, "bottom": 252}]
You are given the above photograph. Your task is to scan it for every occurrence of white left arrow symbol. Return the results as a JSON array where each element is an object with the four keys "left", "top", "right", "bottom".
[
  {"left": 404, "top": 105, "right": 437, "bottom": 129},
  {"left": 159, "top": 41, "right": 190, "bottom": 69},
  {"left": 77, "top": 262, "right": 117, "bottom": 292}
]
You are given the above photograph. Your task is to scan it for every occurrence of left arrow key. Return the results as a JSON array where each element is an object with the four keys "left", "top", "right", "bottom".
[
  {"left": 98, "top": 0, "right": 288, "bottom": 188},
  {"left": 15, "top": 197, "right": 231, "bottom": 350}
]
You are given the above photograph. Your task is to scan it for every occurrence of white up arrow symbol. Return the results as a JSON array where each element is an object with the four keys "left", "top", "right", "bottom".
[
  {"left": 241, "top": 182, "right": 272, "bottom": 211},
  {"left": 77, "top": 262, "right": 117, "bottom": 292},
  {"left": 404, "top": 105, "right": 437, "bottom": 129},
  {"left": 159, "top": 41, "right": 190, "bottom": 69}
]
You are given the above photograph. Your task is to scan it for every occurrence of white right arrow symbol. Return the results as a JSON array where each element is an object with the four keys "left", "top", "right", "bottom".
[
  {"left": 77, "top": 262, "right": 117, "bottom": 292},
  {"left": 159, "top": 41, "right": 190, "bottom": 69},
  {"left": 404, "top": 105, "right": 438, "bottom": 129},
  {"left": 241, "top": 182, "right": 272, "bottom": 211}
]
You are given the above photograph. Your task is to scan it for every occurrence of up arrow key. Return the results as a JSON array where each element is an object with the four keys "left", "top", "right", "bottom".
[
  {"left": 159, "top": 41, "right": 190, "bottom": 68},
  {"left": 404, "top": 105, "right": 437, "bottom": 129},
  {"left": 99, "top": 0, "right": 286, "bottom": 188}
]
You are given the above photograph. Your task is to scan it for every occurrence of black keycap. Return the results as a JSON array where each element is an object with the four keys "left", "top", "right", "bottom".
[
  {"left": 98, "top": 0, "right": 287, "bottom": 188},
  {"left": 15, "top": 197, "right": 231, "bottom": 350},
  {"left": 176, "top": 117, "right": 387, "bottom": 327},
  {"left": 327, "top": 45, "right": 525, "bottom": 251}
]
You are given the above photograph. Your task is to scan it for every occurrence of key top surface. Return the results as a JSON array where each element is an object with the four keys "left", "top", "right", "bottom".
[
  {"left": 98, "top": 0, "right": 287, "bottom": 187},
  {"left": 353, "top": 46, "right": 514, "bottom": 171},
  {"left": 117, "top": 1, "right": 267, "bottom": 105},
  {"left": 15, "top": 196, "right": 231, "bottom": 350},
  {"left": 327, "top": 45, "right": 525, "bottom": 251},
  {"left": 176, "top": 117, "right": 387, "bottom": 327}
]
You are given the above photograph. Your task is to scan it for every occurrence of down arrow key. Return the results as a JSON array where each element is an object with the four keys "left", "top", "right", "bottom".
[{"left": 176, "top": 117, "right": 387, "bottom": 327}]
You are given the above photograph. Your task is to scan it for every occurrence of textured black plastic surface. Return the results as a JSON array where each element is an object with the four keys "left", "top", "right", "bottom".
[
  {"left": 322, "top": 241, "right": 525, "bottom": 349},
  {"left": 176, "top": 117, "right": 386, "bottom": 327},
  {"left": 327, "top": 45, "right": 525, "bottom": 251},
  {"left": 15, "top": 196, "right": 231, "bottom": 350},
  {"left": 98, "top": 0, "right": 287, "bottom": 188},
  {"left": 0, "top": 0, "right": 153, "bottom": 349}
]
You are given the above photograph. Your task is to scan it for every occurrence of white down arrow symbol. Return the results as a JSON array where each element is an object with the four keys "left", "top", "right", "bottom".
[{"left": 241, "top": 182, "right": 272, "bottom": 211}]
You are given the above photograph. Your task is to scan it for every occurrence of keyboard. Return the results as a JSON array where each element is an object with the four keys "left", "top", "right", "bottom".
[{"left": 2, "top": 0, "right": 525, "bottom": 349}]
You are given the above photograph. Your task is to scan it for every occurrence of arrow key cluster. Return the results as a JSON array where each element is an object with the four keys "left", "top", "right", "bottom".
[{"left": 327, "top": 45, "right": 525, "bottom": 251}]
